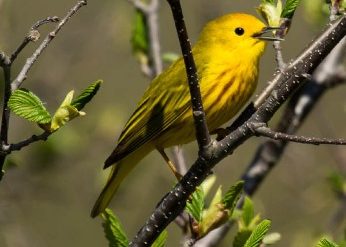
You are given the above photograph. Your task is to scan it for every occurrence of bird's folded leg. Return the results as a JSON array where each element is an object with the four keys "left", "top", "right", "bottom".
[{"left": 157, "top": 148, "right": 183, "bottom": 180}]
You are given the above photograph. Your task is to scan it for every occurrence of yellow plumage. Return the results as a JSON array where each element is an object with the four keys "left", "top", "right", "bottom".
[{"left": 91, "top": 13, "right": 269, "bottom": 217}]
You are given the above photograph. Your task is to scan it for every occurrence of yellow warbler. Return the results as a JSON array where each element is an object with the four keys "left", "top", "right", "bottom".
[{"left": 91, "top": 13, "right": 278, "bottom": 217}]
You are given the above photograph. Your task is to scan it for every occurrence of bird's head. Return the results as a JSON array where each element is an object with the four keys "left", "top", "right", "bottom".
[{"left": 196, "top": 13, "right": 282, "bottom": 59}]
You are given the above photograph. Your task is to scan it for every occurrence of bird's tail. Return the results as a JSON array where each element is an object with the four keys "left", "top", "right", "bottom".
[{"left": 90, "top": 146, "right": 151, "bottom": 218}]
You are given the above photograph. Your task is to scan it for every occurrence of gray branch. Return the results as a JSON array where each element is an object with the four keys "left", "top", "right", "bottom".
[{"left": 11, "top": 0, "right": 87, "bottom": 91}]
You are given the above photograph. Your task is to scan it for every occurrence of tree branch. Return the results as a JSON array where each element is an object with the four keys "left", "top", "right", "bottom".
[
  {"left": 11, "top": 0, "right": 87, "bottom": 91},
  {"left": 166, "top": 0, "right": 211, "bottom": 154},
  {"left": 0, "top": 63, "right": 11, "bottom": 179},
  {"left": 10, "top": 16, "right": 60, "bottom": 63},
  {"left": 253, "top": 125, "right": 346, "bottom": 145},
  {"left": 129, "top": 11, "right": 346, "bottom": 247},
  {"left": 2, "top": 131, "right": 51, "bottom": 153},
  {"left": 273, "top": 19, "right": 290, "bottom": 71}
]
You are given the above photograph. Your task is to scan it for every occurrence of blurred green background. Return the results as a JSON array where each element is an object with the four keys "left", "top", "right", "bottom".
[{"left": 0, "top": 0, "right": 345, "bottom": 246}]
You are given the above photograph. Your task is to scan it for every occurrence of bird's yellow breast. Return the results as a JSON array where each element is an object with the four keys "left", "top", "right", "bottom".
[
  {"left": 202, "top": 54, "right": 259, "bottom": 131},
  {"left": 154, "top": 49, "right": 260, "bottom": 148}
]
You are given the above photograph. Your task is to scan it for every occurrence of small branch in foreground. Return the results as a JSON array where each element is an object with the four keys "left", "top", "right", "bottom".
[
  {"left": 166, "top": 0, "right": 211, "bottom": 154},
  {"left": 11, "top": 0, "right": 87, "bottom": 91},
  {"left": 4, "top": 131, "right": 51, "bottom": 153},
  {"left": 253, "top": 125, "right": 346, "bottom": 145}
]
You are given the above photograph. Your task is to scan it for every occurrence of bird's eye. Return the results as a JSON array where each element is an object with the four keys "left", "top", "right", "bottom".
[{"left": 234, "top": 27, "right": 244, "bottom": 36}]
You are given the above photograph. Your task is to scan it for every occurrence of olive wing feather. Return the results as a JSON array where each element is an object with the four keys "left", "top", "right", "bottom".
[{"left": 104, "top": 58, "right": 191, "bottom": 166}]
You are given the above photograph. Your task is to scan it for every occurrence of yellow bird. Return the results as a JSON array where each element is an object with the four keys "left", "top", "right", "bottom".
[{"left": 91, "top": 13, "right": 279, "bottom": 217}]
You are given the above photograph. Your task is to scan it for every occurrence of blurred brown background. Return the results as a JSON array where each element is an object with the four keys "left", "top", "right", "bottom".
[{"left": 0, "top": 0, "right": 345, "bottom": 246}]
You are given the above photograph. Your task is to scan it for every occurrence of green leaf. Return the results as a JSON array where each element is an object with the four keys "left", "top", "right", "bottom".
[
  {"left": 244, "top": 219, "right": 271, "bottom": 247},
  {"left": 8, "top": 88, "right": 52, "bottom": 124},
  {"left": 102, "top": 208, "right": 129, "bottom": 247},
  {"left": 257, "top": 0, "right": 282, "bottom": 26},
  {"left": 316, "top": 238, "right": 339, "bottom": 247},
  {"left": 131, "top": 9, "right": 149, "bottom": 56},
  {"left": 222, "top": 181, "right": 244, "bottom": 212},
  {"left": 242, "top": 197, "right": 255, "bottom": 228},
  {"left": 186, "top": 187, "right": 204, "bottom": 222},
  {"left": 281, "top": 0, "right": 300, "bottom": 18},
  {"left": 328, "top": 173, "right": 346, "bottom": 195},
  {"left": 50, "top": 91, "right": 85, "bottom": 131},
  {"left": 151, "top": 230, "right": 168, "bottom": 247},
  {"left": 198, "top": 186, "right": 229, "bottom": 238},
  {"left": 200, "top": 175, "right": 217, "bottom": 197},
  {"left": 261, "top": 0, "right": 275, "bottom": 4},
  {"left": 233, "top": 230, "right": 252, "bottom": 247},
  {"left": 71, "top": 80, "right": 102, "bottom": 111}
]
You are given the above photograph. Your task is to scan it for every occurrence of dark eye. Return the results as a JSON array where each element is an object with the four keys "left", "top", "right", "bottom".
[{"left": 234, "top": 27, "right": 244, "bottom": 36}]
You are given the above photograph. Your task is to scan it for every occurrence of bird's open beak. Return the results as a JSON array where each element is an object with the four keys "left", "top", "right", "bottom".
[{"left": 252, "top": 27, "right": 284, "bottom": 41}]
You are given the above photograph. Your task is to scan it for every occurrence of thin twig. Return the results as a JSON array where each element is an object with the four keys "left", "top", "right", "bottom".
[
  {"left": 146, "top": 0, "right": 162, "bottom": 75},
  {"left": 11, "top": 0, "right": 87, "bottom": 91},
  {"left": 272, "top": 19, "right": 290, "bottom": 71},
  {"left": 166, "top": 0, "right": 211, "bottom": 155},
  {"left": 129, "top": 12, "right": 346, "bottom": 247},
  {"left": 253, "top": 125, "right": 346, "bottom": 145},
  {"left": 6, "top": 132, "right": 51, "bottom": 153},
  {"left": 10, "top": 16, "right": 60, "bottom": 63},
  {"left": 273, "top": 41, "right": 285, "bottom": 71}
]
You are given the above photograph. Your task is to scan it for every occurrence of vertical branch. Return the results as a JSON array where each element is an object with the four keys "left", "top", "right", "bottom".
[
  {"left": 166, "top": 0, "right": 211, "bottom": 154},
  {"left": 273, "top": 19, "right": 290, "bottom": 71},
  {"left": 0, "top": 64, "right": 11, "bottom": 145},
  {"left": 0, "top": 56, "right": 11, "bottom": 178},
  {"left": 146, "top": 0, "right": 162, "bottom": 75}
]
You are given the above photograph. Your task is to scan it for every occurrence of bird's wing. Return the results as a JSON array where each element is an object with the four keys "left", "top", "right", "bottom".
[{"left": 106, "top": 58, "right": 192, "bottom": 164}]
